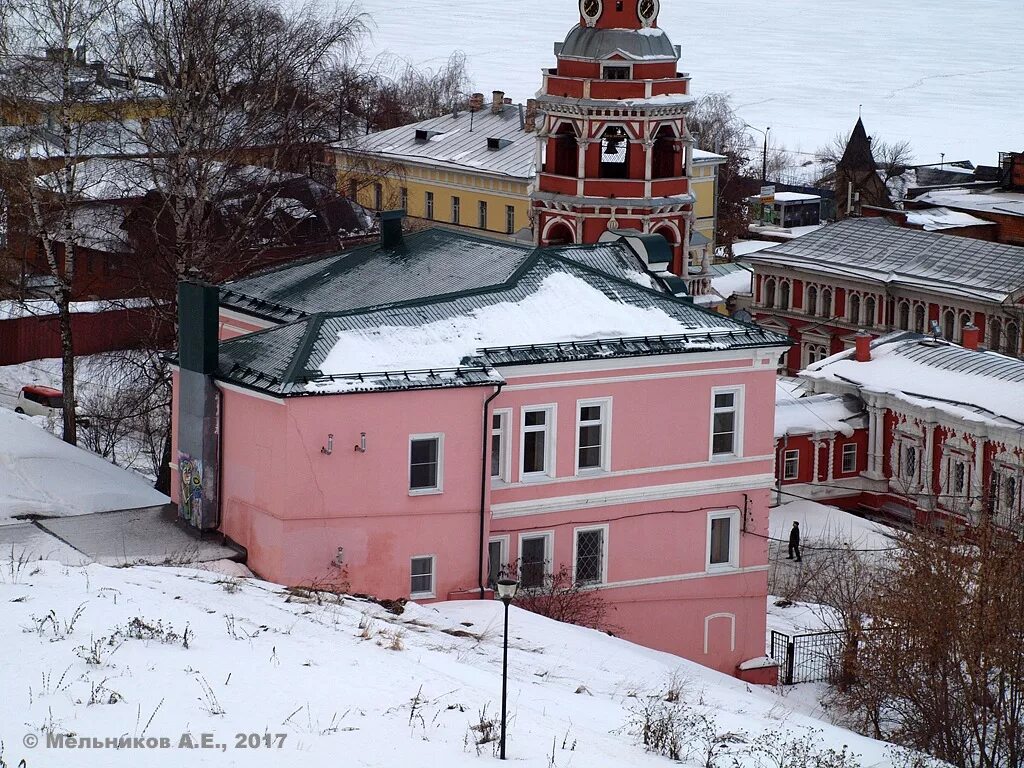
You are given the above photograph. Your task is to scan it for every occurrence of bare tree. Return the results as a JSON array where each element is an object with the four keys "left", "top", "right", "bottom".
[
  {"left": 502, "top": 562, "right": 617, "bottom": 633},
  {"left": 684, "top": 93, "right": 755, "bottom": 258},
  {"left": 0, "top": 0, "right": 119, "bottom": 444},
  {"left": 816, "top": 130, "right": 914, "bottom": 187},
  {"left": 835, "top": 520, "right": 1024, "bottom": 767}
]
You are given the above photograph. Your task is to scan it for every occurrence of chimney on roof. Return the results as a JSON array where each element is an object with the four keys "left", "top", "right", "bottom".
[
  {"left": 491, "top": 91, "right": 505, "bottom": 115},
  {"left": 854, "top": 330, "right": 872, "bottom": 363},
  {"left": 524, "top": 98, "right": 538, "bottom": 133},
  {"left": 962, "top": 322, "right": 980, "bottom": 351},
  {"left": 469, "top": 92, "right": 484, "bottom": 112},
  {"left": 380, "top": 209, "right": 405, "bottom": 249}
]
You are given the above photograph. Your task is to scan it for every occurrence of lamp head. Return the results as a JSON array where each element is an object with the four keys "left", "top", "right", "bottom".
[{"left": 496, "top": 578, "right": 519, "bottom": 603}]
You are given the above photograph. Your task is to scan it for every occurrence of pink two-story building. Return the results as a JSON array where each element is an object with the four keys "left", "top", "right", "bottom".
[{"left": 171, "top": 215, "right": 790, "bottom": 679}]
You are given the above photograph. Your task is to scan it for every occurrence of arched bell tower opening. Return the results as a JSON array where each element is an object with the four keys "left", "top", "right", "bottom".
[{"left": 531, "top": 0, "right": 701, "bottom": 286}]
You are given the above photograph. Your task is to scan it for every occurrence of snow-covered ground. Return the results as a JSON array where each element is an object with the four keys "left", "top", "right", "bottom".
[
  {"left": 770, "top": 499, "right": 893, "bottom": 551},
  {"left": 0, "top": 560, "right": 903, "bottom": 767},
  {"left": 0, "top": 409, "right": 167, "bottom": 523},
  {"left": 350, "top": 0, "right": 1020, "bottom": 164}
]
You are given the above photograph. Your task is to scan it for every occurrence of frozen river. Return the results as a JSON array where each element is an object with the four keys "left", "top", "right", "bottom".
[{"left": 351, "top": 0, "right": 1022, "bottom": 165}]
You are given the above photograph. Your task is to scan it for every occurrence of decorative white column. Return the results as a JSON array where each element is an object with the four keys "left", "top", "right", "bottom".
[
  {"left": 826, "top": 437, "right": 836, "bottom": 482},
  {"left": 971, "top": 435, "right": 986, "bottom": 512},
  {"left": 812, "top": 438, "right": 822, "bottom": 484}
]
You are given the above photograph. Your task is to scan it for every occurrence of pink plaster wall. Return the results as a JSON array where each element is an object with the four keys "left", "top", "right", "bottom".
[
  {"left": 172, "top": 350, "right": 780, "bottom": 677},
  {"left": 215, "top": 384, "right": 494, "bottom": 599}
]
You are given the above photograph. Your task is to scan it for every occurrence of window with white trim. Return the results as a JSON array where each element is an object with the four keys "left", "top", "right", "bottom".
[
  {"left": 409, "top": 434, "right": 443, "bottom": 493},
  {"left": 478, "top": 200, "right": 488, "bottom": 229},
  {"left": 783, "top": 449, "right": 799, "bottom": 480},
  {"left": 521, "top": 406, "right": 556, "bottom": 478},
  {"left": 804, "top": 342, "right": 829, "bottom": 368},
  {"left": 574, "top": 526, "right": 607, "bottom": 585},
  {"left": 410, "top": 556, "right": 435, "bottom": 598},
  {"left": 490, "top": 409, "right": 511, "bottom": 482},
  {"left": 841, "top": 443, "right": 858, "bottom": 474},
  {"left": 992, "top": 468, "right": 1021, "bottom": 525},
  {"left": 505, "top": 205, "right": 516, "bottom": 235},
  {"left": 451, "top": 195, "right": 461, "bottom": 224},
  {"left": 707, "top": 511, "right": 739, "bottom": 570},
  {"left": 487, "top": 537, "right": 508, "bottom": 587},
  {"left": 710, "top": 388, "right": 741, "bottom": 458},
  {"left": 425, "top": 191, "right": 434, "bottom": 220},
  {"left": 901, "top": 444, "right": 917, "bottom": 485},
  {"left": 519, "top": 533, "right": 552, "bottom": 589},
  {"left": 576, "top": 398, "right": 610, "bottom": 473}
]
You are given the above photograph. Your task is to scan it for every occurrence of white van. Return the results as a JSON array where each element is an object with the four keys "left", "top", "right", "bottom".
[{"left": 15, "top": 385, "right": 65, "bottom": 418}]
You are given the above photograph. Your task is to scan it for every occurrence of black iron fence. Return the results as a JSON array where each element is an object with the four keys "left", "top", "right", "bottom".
[{"left": 770, "top": 629, "right": 844, "bottom": 685}]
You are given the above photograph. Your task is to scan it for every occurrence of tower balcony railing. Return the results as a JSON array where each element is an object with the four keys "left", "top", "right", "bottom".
[
  {"left": 541, "top": 73, "right": 689, "bottom": 104},
  {"left": 538, "top": 173, "right": 690, "bottom": 200}
]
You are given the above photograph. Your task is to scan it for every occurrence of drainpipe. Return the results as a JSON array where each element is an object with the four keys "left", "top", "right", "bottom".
[{"left": 479, "top": 382, "right": 505, "bottom": 599}]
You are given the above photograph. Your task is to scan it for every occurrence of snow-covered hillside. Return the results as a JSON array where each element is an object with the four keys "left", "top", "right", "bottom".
[
  {"left": 0, "top": 561, "right": 900, "bottom": 767},
  {"left": 352, "top": 0, "right": 1020, "bottom": 164}
]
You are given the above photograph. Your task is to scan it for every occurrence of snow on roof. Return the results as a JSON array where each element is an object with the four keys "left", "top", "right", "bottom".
[
  {"left": 917, "top": 187, "right": 1024, "bottom": 217},
  {"left": 710, "top": 267, "right": 752, "bottom": 300},
  {"left": 318, "top": 272, "right": 727, "bottom": 376},
  {"left": 335, "top": 102, "right": 536, "bottom": 180},
  {"left": 0, "top": 410, "right": 168, "bottom": 521},
  {"left": 742, "top": 218, "right": 1024, "bottom": 303},
  {"left": 772, "top": 192, "right": 820, "bottom": 203},
  {"left": 802, "top": 333, "right": 1024, "bottom": 428},
  {"left": 692, "top": 148, "right": 727, "bottom": 163},
  {"left": 0, "top": 298, "right": 153, "bottom": 321},
  {"left": 774, "top": 391, "right": 864, "bottom": 438},
  {"left": 728, "top": 240, "right": 776, "bottom": 257},
  {"left": 904, "top": 207, "right": 996, "bottom": 231}
]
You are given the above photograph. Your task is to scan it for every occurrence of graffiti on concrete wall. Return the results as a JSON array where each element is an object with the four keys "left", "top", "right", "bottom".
[{"left": 178, "top": 453, "right": 204, "bottom": 528}]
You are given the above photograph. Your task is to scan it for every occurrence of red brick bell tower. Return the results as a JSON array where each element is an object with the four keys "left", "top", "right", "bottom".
[{"left": 531, "top": 0, "right": 696, "bottom": 276}]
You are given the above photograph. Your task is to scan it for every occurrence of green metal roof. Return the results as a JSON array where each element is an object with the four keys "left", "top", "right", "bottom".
[{"left": 215, "top": 232, "right": 791, "bottom": 397}]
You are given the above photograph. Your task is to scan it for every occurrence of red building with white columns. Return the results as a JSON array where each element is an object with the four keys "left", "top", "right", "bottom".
[{"left": 532, "top": 0, "right": 696, "bottom": 276}]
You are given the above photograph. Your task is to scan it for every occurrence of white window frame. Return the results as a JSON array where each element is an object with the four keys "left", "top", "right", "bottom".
[
  {"left": 425, "top": 191, "right": 434, "bottom": 220},
  {"left": 478, "top": 200, "right": 488, "bottom": 229},
  {"left": 520, "top": 404, "right": 557, "bottom": 481},
  {"left": 505, "top": 205, "right": 516, "bottom": 234},
  {"left": 841, "top": 443, "right": 858, "bottom": 474},
  {"left": 601, "top": 62, "right": 633, "bottom": 80},
  {"left": 783, "top": 449, "right": 799, "bottom": 480},
  {"left": 803, "top": 341, "right": 829, "bottom": 368},
  {"left": 487, "top": 535, "right": 510, "bottom": 586},
  {"left": 518, "top": 531, "right": 553, "bottom": 589},
  {"left": 408, "top": 433, "right": 444, "bottom": 495},
  {"left": 410, "top": 554, "right": 436, "bottom": 599},
  {"left": 451, "top": 195, "right": 461, "bottom": 224},
  {"left": 572, "top": 524, "right": 609, "bottom": 586},
  {"left": 574, "top": 397, "right": 612, "bottom": 475},
  {"left": 490, "top": 408, "right": 512, "bottom": 484},
  {"left": 709, "top": 386, "right": 743, "bottom": 460},
  {"left": 706, "top": 510, "right": 740, "bottom": 572}
]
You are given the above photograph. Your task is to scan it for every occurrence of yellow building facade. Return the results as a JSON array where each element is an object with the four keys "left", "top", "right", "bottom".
[{"left": 331, "top": 98, "right": 724, "bottom": 249}]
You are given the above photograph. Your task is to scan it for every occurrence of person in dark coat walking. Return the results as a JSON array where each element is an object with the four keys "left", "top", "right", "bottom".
[{"left": 787, "top": 521, "right": 802, "bottom": 561}]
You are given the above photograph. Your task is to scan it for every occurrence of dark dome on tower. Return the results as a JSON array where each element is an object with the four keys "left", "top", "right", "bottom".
[{"left": 557, "top": 25, "right": 678, "bottom": 62}]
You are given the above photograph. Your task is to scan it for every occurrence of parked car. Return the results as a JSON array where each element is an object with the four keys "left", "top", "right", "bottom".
[{"left": 14, "top": 385, "right": 90, "bottom": 426}]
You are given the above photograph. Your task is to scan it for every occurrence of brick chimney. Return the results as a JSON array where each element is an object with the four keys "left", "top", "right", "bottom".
[
  {"left": 855, "top": 330, "right": 872, "bottom": 362},
  {"left": 491, "top": 91, "right": 505, "bottom": 115},
  {"left": 962, "top": 322, "right": 980, "bottom": 351},
  {"left": 469, "top": 92, "right": 484, "bottom": 112},
  {"left": 524, "top": 98, "right": 538, "bottom": 132}
]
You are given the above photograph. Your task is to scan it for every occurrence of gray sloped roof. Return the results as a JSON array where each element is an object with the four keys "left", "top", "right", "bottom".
[
  {"left": 557, "top": 25, "right": 678, "bottom": 61},
  {"left": 333, "top": 102, "right": 535, "bottom": 180},
  {"left": 740, "top": 217, "right": 1024, "bottom": 303},
  {"left": 218, "top": 243, "right": 790, "bottom": 397},
  {"left": 220, "top": 228, "right": 535, "bottom": 323}
]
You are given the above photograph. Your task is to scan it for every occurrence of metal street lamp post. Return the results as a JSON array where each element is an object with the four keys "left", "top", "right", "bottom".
[
  {"left": 496, "top": 577, "right": 519, "bottom": 760},
  {"left": 744, "top": 123, "right": 771, "bottom": 185}
]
